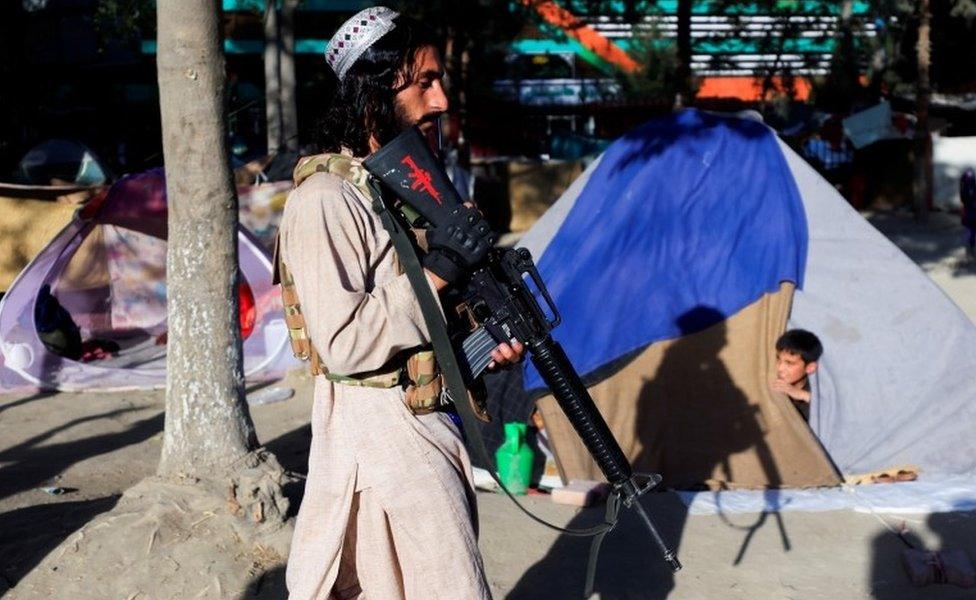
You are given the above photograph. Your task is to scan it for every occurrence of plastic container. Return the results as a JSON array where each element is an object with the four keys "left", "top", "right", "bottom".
[{"left": 495, "top": 422, "right": 535, "bottom": 495}]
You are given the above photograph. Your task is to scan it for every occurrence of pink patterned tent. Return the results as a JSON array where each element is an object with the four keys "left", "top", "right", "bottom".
[{"left": 0, "top": 169, "right": 296, "bottom": 392}]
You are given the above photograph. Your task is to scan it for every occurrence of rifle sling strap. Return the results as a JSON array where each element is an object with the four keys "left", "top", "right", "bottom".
[{"left": 368, "top": 179, "right": 616, "bottom": 540}]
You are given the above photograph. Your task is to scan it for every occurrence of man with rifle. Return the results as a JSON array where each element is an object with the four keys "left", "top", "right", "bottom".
[
  {"left": 279, "top": 8, "right": 519, "bottom": 600},
  {"left": 281, "top": 7, "right": 679, "bottom": 600}
]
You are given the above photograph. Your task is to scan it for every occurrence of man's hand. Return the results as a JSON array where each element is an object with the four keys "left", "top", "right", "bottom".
[
  {"left": 488, "top": 339, "right": 525, "bottom": 370},
  {"left": 422, "top": 204, "right": 496, "bottom": 285},
  {"left": 771, "top": 379, "right": 811, "bottom": 403}
]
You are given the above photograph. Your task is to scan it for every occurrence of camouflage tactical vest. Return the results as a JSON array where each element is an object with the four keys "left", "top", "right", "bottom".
[{"left": 272, "top": 153, "right": 442, "bottom": 414}]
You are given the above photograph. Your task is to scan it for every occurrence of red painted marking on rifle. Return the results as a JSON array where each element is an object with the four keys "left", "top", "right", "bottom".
[{"left": 401, "top": 155, "right": 442, "bottom": 204}]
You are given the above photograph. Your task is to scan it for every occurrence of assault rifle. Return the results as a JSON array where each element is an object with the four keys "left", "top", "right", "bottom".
[{"left": 363, "top": 127, "right": 681, "bottom": 577}]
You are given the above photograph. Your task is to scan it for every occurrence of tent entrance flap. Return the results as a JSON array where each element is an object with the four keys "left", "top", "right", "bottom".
[{"left": 537, "top": 283, "right": 842, "bottom": 490}]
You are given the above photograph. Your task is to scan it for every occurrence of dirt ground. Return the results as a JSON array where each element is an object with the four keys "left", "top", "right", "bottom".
[{"left": 2, "top": 209, "right": 975, "bottom": 599}]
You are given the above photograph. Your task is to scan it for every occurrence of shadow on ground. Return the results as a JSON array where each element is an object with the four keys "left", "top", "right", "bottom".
[
  {"left": 0, "top": 411, "right": 163, "bottom": 501},
  {"left": 506, "top": 491, "right": 688, "bottom": 600},
  {"left": 0, "top": 390, "right": 57, "bottom": 417},
  {"left": 262, "top": 423, "right": 311, "bottom": 519},
  {"left": 240, "top": 565, "right": 288, "bottom": 599},
  {"left": 0, "top": 403, "right": 163, "bottom": 590},
  {"left": 0, "top": 495, "right": 120, "bottom": 589},
  {"left": 870, "top": 509, "right": 976, "bottom": 600}
]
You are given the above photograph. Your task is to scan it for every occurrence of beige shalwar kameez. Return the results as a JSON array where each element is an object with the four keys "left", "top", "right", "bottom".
[{"left": 280, "top": 165, "right": 491, "bottom": 600}]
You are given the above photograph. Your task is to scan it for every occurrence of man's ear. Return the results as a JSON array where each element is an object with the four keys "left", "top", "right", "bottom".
[
  {"left": 364, "top": 107, "right": 381, "bottom": 154},
  {"left": 805, "top": 361, "right": 818, "bottom": 375}
]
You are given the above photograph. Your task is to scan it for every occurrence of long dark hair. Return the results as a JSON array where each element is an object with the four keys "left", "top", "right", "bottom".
[{"left": 317, "top": 15, "right": 440, "bottom": 157}]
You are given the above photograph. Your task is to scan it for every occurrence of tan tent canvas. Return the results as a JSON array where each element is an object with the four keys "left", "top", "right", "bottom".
[
  {"left": 0, "top": 196, "right": 78, "bottom": 292},
  {"left": 536, "top": 283, "right": 841, "bottom": 490}
]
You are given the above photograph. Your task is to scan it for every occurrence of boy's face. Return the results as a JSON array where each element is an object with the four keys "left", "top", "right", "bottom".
[{"left": 776, "top": 350, "right": 817, "bottom": 386}]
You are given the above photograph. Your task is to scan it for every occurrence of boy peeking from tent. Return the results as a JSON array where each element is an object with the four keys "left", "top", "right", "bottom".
[{"left": 771, "top": 329, "right": 823, "bottom": 421}]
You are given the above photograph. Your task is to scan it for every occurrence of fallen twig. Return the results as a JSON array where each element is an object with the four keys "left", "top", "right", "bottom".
[{"left": 146, "top": 526, "right": 159, "bottom": 555}]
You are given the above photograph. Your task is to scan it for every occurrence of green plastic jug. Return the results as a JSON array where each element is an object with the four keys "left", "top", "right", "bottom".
[{"left": 495, "top": 422, "right": 535, "bottom": 495}]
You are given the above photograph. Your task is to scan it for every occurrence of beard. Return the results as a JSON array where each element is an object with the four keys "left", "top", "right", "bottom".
[
  {"left": 393, "top": 101, "right": 412, "bottom": 132},
  {"left": 392, "top": 102, "right": 442, "bottom": 152}
]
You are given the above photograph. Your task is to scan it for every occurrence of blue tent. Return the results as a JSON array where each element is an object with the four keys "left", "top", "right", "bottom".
[{"left": 489, "top": 109, "right": 976, "bottom": 493}]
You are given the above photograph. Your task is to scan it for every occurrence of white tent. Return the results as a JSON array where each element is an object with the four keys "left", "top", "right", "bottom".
[{"left": 0, "top": 169, "right": 296, "bottom": 392}]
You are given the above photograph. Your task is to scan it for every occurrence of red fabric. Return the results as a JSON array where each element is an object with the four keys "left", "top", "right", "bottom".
[{"left": 239, "top": 279, "right": 256, "bottom": 340}]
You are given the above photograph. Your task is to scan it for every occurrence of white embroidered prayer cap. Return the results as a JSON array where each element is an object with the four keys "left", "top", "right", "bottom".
[{"left": 325, "top": 6, "right": 400, "bottom": 81}]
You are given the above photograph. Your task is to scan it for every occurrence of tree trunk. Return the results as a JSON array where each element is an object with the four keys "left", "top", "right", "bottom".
[
  {"left": 279, "top": 0, "right": 299, "bottom": 152},
  {"left": 264, "top": 0, "right": 298, "bottom": 154},
  {"left": 8, "top": 10, "right": 293, "bottom": 590},
  {"left": 840, "top": 1, "right": 854, "bottom": 45},
  {"left": 675, "top": 0, "right": 693, "bottom": 106},
  {"left": 839, "top": 0, "right": 858, "bottom": 89},
  {"left": 157, "top": 0, "right": 258, "bottom": 477},
  {"left": 264, "top": 0, "right": 282, "bottom": 154},
  {"left": 914, "top": 0, "right": 933, "bottom": 221}
]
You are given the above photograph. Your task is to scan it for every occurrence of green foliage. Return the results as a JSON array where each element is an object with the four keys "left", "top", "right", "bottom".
[
  {"left": 867, "top": 0, "right": 976, "bottom": 96},
  {"left": 616, "top": 29, "right": 687, "bottom": 102},
  {"left": 390, "top": 0, "right": 530, "bottom": 102},
  {"left": 949, "top": 0, "right": 976, "bottom": 18},
  {"left": 93, "top": 0, "right": 156, "bottom": 50}
]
